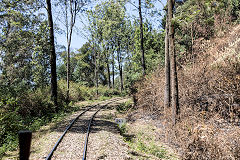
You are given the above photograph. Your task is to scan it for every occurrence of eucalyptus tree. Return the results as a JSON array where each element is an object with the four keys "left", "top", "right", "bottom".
[
  {"left": 46, "top": 0, "right": 58, "bottom": 107},
  {"left": 168, "top": 0, "right": 179, "bottom": 124},
  {"left": 102, "top": 43, "right": 111, "bottom": 89},
  {"left": 138, "top": 0, "right": 146, "bottom": 76},
  {"left": 127, "top": 0, "right": 146, "bottom": 76},
  {"left": 128, "top": 0, "right": 161, "bottom": 76},
  {"left": 87, "top": 0, "right": 127, "bottom": 92},
  {"left": 164, "top": 8, "right": 170, "bottom": 109},
  {"left": 73, "top": 42, "right": 95, "bottom": 86},
  {"left": 55, "top": 0, "right": 90, "bottom": 102},
  {"left": 87, "top": 9, "right": 102, "bottom": 96},
  {"left": 0, "top": 1, "right": 34, "bottom": 93},
  {"left": 105, "top": 0, "right": 127, "bottom": 92}
]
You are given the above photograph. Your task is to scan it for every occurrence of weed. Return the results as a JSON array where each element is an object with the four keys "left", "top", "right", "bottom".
[
  {"left": 119, "top": 123, "right": 127, "bottom": 135},
  {"left": 119, "top": 124, "right": 170, "bottom": 159},
  {"left": 149, "top": 143, "right": 168, "bottom": 159},
  {"left": 104, "top": 113, "right": 114, "bottom": 120},
  {"left": 116, "top": 100, "right": 133, "bottom": 113}
]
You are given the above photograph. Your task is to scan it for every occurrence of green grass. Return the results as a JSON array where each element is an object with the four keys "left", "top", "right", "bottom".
[
  {"left": 116, "top": 99, "right": 133, "bottom": 113},
  {"left": 119, "top": 124, "right": 171, "bottom": 159}
]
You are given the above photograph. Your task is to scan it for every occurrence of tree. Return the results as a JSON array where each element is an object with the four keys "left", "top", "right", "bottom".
[
  {"left": 60, "top": 0, "right": 89, "bottom": 102},
  {"left": 164, "top": 9, "right": 171, "bottom": 109},
  {"left": 0, "top": 0, "right": 51, "bottom": 94},
  {"left": 168, "top": 0, "right": 179, "bottom": 124},
  {"left": 138, "top": 0, "right": 146, "bottom": 76},
  {"left": 46, "top": 0, "right": 58, "bottom": 108},
  {"left": 72, "top": 42, "right": 95, "bottom": 86},
  {"left": 87, "top": 0, "right": 127, "bottom": 92}
]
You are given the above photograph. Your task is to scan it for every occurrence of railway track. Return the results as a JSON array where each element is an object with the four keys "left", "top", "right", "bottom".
[{"left": 44, "top": 97, "right": 124, "bottom": 160}]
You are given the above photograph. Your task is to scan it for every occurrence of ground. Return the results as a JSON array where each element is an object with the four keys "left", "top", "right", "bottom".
[{"left": 3, "top": 97, "right": 179, "bottom": 160}]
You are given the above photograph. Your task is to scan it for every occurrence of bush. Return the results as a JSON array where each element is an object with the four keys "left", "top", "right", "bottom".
[
  {"left": 0, "top": 86, "right": 64, "bottom": 158},
  {"left": 58, "top": 79, "right": 122, "bottom": 101}
]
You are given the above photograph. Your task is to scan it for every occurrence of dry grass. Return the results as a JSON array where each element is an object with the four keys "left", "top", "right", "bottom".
[{"left": 133, "top": 24, "right": 240, "bottom": 159}]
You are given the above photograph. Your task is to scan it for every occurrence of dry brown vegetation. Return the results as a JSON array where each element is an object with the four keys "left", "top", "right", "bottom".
[{"left": 133, "top": 25, "right": 240, "bottom": 159}]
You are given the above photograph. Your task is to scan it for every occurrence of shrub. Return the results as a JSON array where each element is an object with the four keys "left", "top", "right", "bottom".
[{"left": 117, "top": 100, "right": 133, "bottom": 113}]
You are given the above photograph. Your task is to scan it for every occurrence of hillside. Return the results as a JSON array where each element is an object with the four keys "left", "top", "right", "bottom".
[
  {"left": 1, "top": 0, "right": 239, "bottom": 159},
  {"left": 133, "top": 24, "right": 240, "bottom": 159}
]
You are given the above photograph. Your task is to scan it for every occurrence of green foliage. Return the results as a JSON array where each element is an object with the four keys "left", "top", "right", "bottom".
[
  {"left": 123, "top": 21, "right": 165, "bottom": 91},
  {"left": 0, "top": 82, "right": 101, "bottom": 158},
  {"left": 116, "top": 100, "right": 133, "bottom": 113},
  {"left": 169, "top": 0, "right": 240, "bottom": 64},
  {"left": 58, "top": 79, "right": 121, "bottom": 101},
  {"left": 174, "top": 0, "right": 240, "bottom": 53},
  {"left": 119, "top": 122, "right": 127, "bottom": 135}
]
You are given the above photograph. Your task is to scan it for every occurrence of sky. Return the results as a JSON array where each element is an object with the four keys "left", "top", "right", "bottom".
[{"left": 54, "top": 0, "right": 167, "bottom": 51}]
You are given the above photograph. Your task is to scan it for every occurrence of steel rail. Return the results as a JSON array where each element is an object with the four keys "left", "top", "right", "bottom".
[
  {"left": 82, "top": 99, "right": 118, "bottom": 160},
  {"left": 45, "top": 105, "right": 94, "bottom": 160},
  {"left": 45, "top": 97, "right": 122, "bottom": 160},
  {"left": 82, "top": 106, "right": 102, "bottom": 160}
]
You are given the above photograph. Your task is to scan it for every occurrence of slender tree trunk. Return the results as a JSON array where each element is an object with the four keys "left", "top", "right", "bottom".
[
  {"left": 111, "top": 49, "right": 115, "bottom": 90},
  {"left": 66, "top": 0, "right": 70, "bottom": 102},
  {"left": 94, "top": 49, "right": 99, "bottom": 97},
  {"left": 120, "top": 65, "right": 123, "bottom": 91},
  {"left": 46, "top": 0, "right": 58, "bottom": 108},
  {"left": 117, "top": 43, "right": 123, "bottom": 92},
  {"left": 66, "top": 0, "right": 77, "bottom": 102},
  {"left": 138, "top": 0, "right": 146, "bottom": 76},
  {"left": 107, "top": 61, "right": 111, "bottom": 89},
  {"left": 164, "top": 13, "right": 171, "bottom": 109},
  {"left": 105, "top": 47, "right": 111, "bottom": 89},
  {"left": 168, "top": 0, "right": 180, "bottom": 124}
]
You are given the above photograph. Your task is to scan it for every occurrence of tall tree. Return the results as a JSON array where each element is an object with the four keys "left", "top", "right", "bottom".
[
  {"left": 46, "top": 0, "right": 58, "bottom": 107},
  {"left": 94, "top": 43, "right": 99, "bottom": 96},
  {"left": 138, "top": 0, "right": 146, "bottom": 76},
  {"left": 168, "top": 0, "right": 179, "bottom": 124},
  {"left": 103, "top": 45, "right": 111, "bottom": 89},
  {"left": 117, "top": 41, "right": 124, "bottom": 92},
  {"left": 164, "top": 11, "right": 171, "bottom": 109},
  {"left": 111, "top": 45, "right": 115, "bottom": 90},
  {"left": 61, "top": 0, "right": 88, "bottom": 102},
  {"left": 87, "top": 0, "right": 127, "bottom": 91}
]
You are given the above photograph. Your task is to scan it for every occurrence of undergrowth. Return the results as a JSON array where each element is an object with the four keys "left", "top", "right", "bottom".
[
  {"left": 119, "top": 123, "right": 174, "bottom": 159},
  {"left": 0, "top": 80, "right": 122, "bottom": 158},
  {"left": 116, "top": 100, "right": 134, "bottom": 114}
]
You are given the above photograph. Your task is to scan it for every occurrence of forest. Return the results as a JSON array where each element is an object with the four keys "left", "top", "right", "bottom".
[{"left": 0, "top": 0, "right": 240, "bottom": 159}]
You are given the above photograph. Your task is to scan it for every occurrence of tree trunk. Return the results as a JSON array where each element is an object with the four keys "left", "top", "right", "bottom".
[
  {"left": 46, "top": 0, "right": 58, "bottom": 108},
  {"left": 66, "top": 0, "right": 77, "bottom": 102},
  {"left": 105, "top": 47, "right": 111, "bottom": 89},
  {"left": 107, "top": 61, "right": 111, "bottom": 89},
  {"left": 94, "top": 49, "right": 99, "bottom": 97},
  {"left": 164, "top": 13, "right": 171, "bottom": 109},
  {"left": 120, "top": 65, "right": 123, "bottom": 92},
  {"left": 168, "top": 0, "right": 180, "bottom": 124},
  {"left": 117, "top": 43, "right": 123, "bottom": 92},
  {"left": 66, "top": 0, "right": 70, "bottom": 103},
  {"left": 112, "top": 50, "right": 115, "bottom": 90},
  {"left": 138, "top": 0, "right": 146, "bottom": 76}
]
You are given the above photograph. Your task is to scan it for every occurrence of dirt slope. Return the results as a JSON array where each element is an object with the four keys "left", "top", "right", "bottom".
[{"left": 133, "top": 24, "right": 240, "bottom": 159}]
